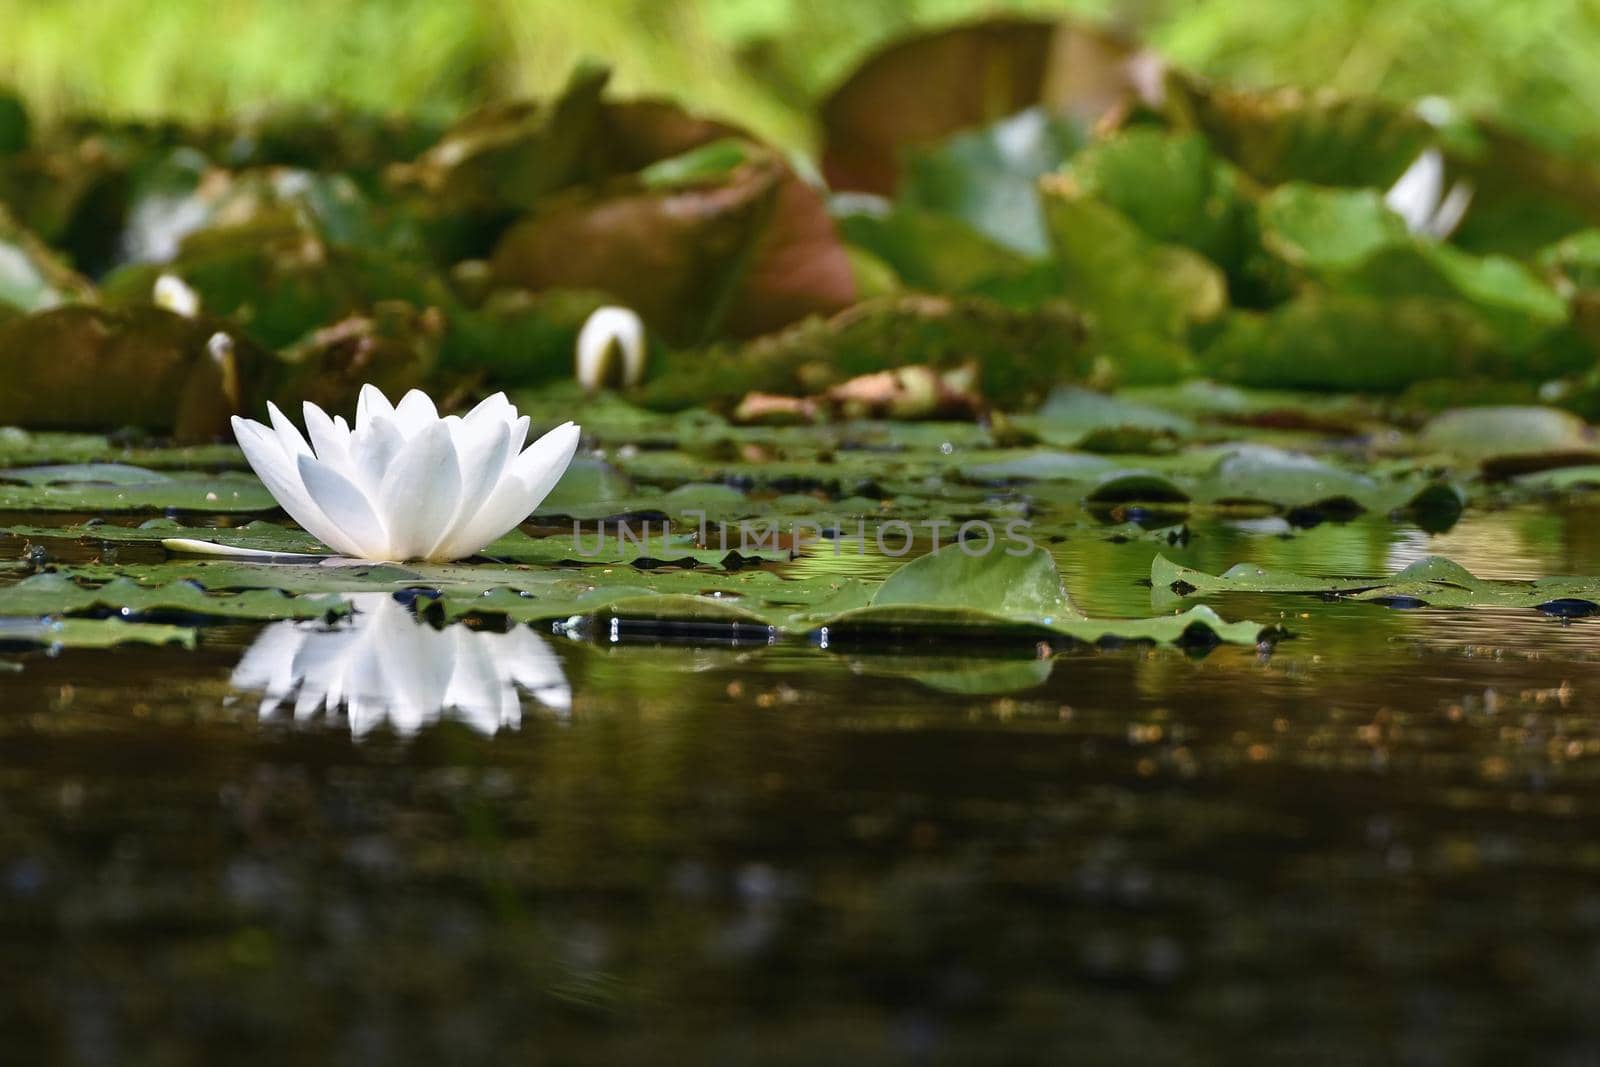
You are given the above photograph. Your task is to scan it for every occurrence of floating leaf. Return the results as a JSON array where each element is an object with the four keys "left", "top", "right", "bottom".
[
  {"left": 1416, "top": 406, "right": 1600, "bottom": 473},
  {"left": 0, "top": 571, "right": 347, "bottom": 621},
  {"left": 0, "top": 467, "right": 274, "bottom": 512},
  {"left": 1020, "top": 385, "right": 1194, "bottom": 451},
  {"left": 1154, "top": 553, "right": 1600, "bottom": 613},
  {"left": 0, "top": 616, "right": 195, "bottom": 649},
  {"left": 820, "top": 545, "right": 1273, "bottom": 645}
]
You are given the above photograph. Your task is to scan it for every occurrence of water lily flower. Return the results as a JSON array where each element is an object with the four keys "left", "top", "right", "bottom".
[
  {"left": 1385, "top": 148, "right": 1472, "bottom": 240},
  {"left": 223, "top": 385, "right": 579, "bottom": 562},
  {"left": 232, "top": 593, "right": 571, "bottom": 738},
  {"left": 576, "top": 305, "right": 646, "bottom": 391}
]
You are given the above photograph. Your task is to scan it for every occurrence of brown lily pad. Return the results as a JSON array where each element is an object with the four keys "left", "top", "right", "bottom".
[
  {"left": 490, "top": 148, "right": 854, "bottom": 346},
  {"left": 0, "top": 306, "right": 275, "bottom": 440},
  {"left": 821, "top": 18, "right": 1147, "bottom": 195}
]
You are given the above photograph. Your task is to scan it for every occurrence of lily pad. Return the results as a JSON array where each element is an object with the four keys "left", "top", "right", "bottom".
[
  {"left": 1415, "top": 406, "right": 1600, "bottom": 473},
  {"left": 0, "top": 468, "right": 275, "bottom": 512},
  {"left": 0, "top": 571, "right": 348, "bottom": 621},
  {"left": 1153, "top": 553, "right": 1600, "bottom": 612},
  {"left": 0, "top": 617, "right": 196, "bottom": 650},
  {"left": 898, "top": 106, "right": 1084, "bottom": 256},
  {"left": 819, "top": 545, "right": 1274, "bottom": 646}
]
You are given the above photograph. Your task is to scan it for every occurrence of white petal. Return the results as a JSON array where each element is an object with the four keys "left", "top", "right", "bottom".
[
  {"left": 461, "top": 391, "right": 513, "bottom": 429},
  {"left": 507, "top": 421, "right": 582, "bottom": 512},
  {"left": 161, "top": 537, "right": 330, "bottom": 561},
  {"left": 377, "top": 420, "right": 463, "bottom": 560},
  {"left": 433, "top": 414, "right": 514, "bottom": 556},
  {"left": 355, "top": 384, "right": 394, "bottom": 434},
  {"left": 266, "top": 402, "right": 313, "bottom": 459},
  {"left": 302, "top": 402, "right": 351, "bottom": 466},
  {"left": 233, "top": 416, "right": 358, "bottom": 556},
  {"left": 430, "top": 422, "right": 579, "bottom": 559},
  {"left": 1428, "top": 181, "right": 1474, "bottom": 240},
  {"left": 1385, "top": 149, "right": 1444, "bottom": 234},
  {"left": 348, "top": 414, "right": 405, "bottom": 497},
  {"left": 297, "top": 452, "right": 391, "bottom": 558},
  {"left": 393, "top": 389, "right": 440, "bottom": 437}
]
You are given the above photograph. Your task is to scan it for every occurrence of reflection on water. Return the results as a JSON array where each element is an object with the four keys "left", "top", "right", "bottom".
[
  {"left": 230, "top": 594, "right": 571, "bottom": 738},
  {"left": 10, "top": 506, "right": 1600, "bottom": 1063}
]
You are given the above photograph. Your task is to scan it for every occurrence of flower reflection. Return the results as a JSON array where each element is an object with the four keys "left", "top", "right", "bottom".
[{"left": 232, "top": 594, "right": 571, "bottom": 738}]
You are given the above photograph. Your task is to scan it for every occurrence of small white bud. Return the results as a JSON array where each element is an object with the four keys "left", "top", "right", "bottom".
[
  {"left": 575, "top": 306, "right": 646, "bottom": 392},
  {"left": 1385, "top": 149, "right": 1472, "bottom": 241},
  {"left": 154, "top": 273, "right": 201, "bottom": 317}
]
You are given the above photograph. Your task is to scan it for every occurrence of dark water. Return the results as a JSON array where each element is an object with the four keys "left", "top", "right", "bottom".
[{"left": 6, "top": 508, "right": 1600, "bottom": 1065}]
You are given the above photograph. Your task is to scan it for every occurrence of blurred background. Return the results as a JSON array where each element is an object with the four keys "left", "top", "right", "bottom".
[{"left": 0, "top": 0, "right": 1596, "bottom": 157}]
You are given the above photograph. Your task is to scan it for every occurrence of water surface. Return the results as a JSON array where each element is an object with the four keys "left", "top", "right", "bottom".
[{"left": 4, "top": 507, "right": 1600, "bottom": 1064}]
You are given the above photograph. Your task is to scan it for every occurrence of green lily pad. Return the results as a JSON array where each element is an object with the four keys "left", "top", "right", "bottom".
[
  {"left": 898, "top": 106, "right": 1084, "bottom": 257},
  {"left": 1200, "top": 294, "right": 1496, "bottom": 392},
  {"left": 0, "top": 428, "right": 245, "bottom": 469},
  {"left": 1068, "top": 128, "right": 1253, "bottom": 274},
  {"left": 820, "top": 545, "right": 1274, "bottom": 646},
  {"left": 1153, "top": 553, "right": 1600, "bottom": 612},
  {"left": 835, "top": 201, "right": 1035, "bottom": 295},
  {"left": 0, "top": 617, "right": 195, "bottom": 650},
  {"left": 0, "top": 571, "right": 348, "bottom": 621},
  {"left": 1040, "top": 177, "right": 1224, "bottom": 384},
  {"left": 1416, "top": 406, "right": 1600, "bottom": 471},
  {"left": 0, "top": 468, "right": 275, "bottom": 512},
  {"left": 1021, "top": 385, "right": 1195, "bottom": 451},
  {"left": 5, "top": 514, "right": 789, "bottom": 569},
  {"left": 1259, "top": 184, "right": 1408, "bottom": 274}
]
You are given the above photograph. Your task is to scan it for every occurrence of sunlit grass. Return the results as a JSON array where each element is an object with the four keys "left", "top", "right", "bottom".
[{"left": 0, "top": 0, "right": 1595, "bottom": 155}]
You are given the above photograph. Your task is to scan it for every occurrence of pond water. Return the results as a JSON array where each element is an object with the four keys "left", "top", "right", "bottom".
[{"left": 5, "top": 502, "right": 1600, "bottom": 1065}]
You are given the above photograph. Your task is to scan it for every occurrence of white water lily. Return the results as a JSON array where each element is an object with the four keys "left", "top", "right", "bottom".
[
  {"left": 228, "top": 385, "right": 579, "bottom": 562},
  {"left": 1385, "top": 148, "right": 1473, "bottom": 240},
  {"left": 232, "top": 594, "right": 571, "bottom": 738},
  {"left": 575, "top": 305, "right": 646, "bottom": 391}
]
